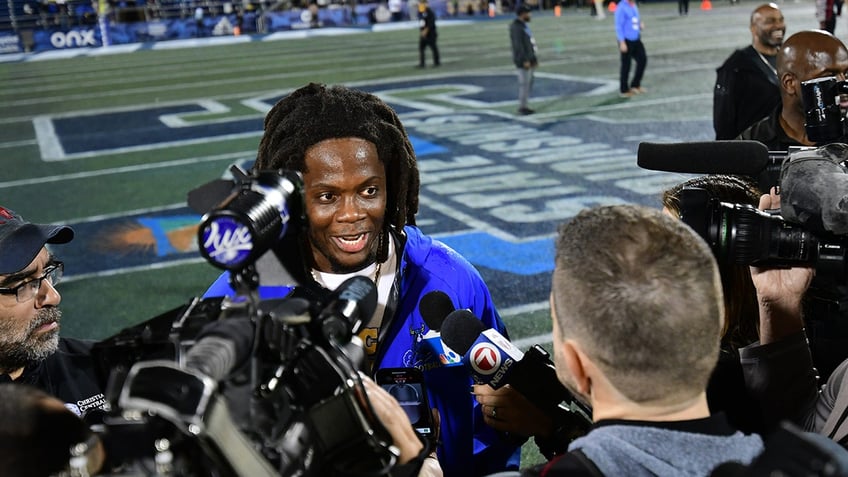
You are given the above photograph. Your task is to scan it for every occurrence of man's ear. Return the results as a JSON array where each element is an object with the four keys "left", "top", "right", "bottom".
[
  {"left": 562, "top": 339, "right": 592, "bottom": 397},
  {"left": 783, "top": 72, "right": 799, "bottom": 96}
]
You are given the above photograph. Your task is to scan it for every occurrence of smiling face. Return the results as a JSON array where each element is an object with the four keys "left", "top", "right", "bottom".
[
  {"left": 751, "top": 4, "right": 784, "bottom": 51},
  {"left": 302, "top": 137, "right": 388, "bottom": 274},
  {"left": 0, "top": 248, "right": 62, "bottom": 377}
]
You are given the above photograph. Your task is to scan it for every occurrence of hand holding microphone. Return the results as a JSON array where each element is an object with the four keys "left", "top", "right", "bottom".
[{"left": 439, "top": 309, "right": 592, "bottom": 440}]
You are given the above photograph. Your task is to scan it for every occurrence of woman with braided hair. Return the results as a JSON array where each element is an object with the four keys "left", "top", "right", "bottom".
[{"left": 205, "top": 83, "right": 522, "bottom": 476}]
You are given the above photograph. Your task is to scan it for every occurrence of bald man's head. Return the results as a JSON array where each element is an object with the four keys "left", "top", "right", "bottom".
[
  {"left": 778, "top": 30, "right": 848, "bottom": 81},
  {"left": 750, "top": 3, "right": 784, "bottom": 51}
]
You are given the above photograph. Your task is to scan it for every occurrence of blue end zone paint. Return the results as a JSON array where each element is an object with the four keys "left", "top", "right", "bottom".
[
  {"left": 439, "top": 233, "right": 553, "bottom": 275},
  {"left": 409, "top": 136, "right": 447, "bottom": 156}
]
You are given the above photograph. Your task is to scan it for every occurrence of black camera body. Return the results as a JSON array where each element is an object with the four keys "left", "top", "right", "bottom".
[
  {"left": 801, "top": 76, "right": 848, "bottom": 144},
  {"left": 677, "top": 186, "right": 848, "bottom": 283},
  {"left": 90, "top": 167, "right": 398, "bottom": 476}
]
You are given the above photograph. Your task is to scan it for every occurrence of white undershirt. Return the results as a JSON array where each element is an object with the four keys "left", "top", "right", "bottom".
[{"left": 310, "top": 235, "right": 397, "bottom": 330}]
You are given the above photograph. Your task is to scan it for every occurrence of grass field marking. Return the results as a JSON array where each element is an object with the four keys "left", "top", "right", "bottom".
[
  {"left": 33, "top": 115, "right": 63, "bottom": 160},
  {"left": 418, "top": 193, "right": 531, "bottom": 242},
  {"left": 0, "top": 139, "right": 38, "bottom": 149},
  {"left": 158, "top": 99, "right": 236, "bottom": 127},
  {"left": 0, "top": 89, "right": 287, "bottom": 125},
  {"left": 61, "top": 256, "right": 209, "bottom": 283},
  {"left": 63, "top": 202, "right": 192, "bottom": 225},
  {"left": 532, "top": 92, "right": 713, "bottom": 119},
  {"left": 0, "top": 150, "right": 253, "bottom": 189}
]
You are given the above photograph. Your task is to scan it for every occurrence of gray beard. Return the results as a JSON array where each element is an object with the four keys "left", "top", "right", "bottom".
[{"left": 0, "top": 307, "right": 61, "bottom": 374}]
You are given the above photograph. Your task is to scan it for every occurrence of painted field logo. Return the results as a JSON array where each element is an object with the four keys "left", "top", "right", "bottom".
[{"left": 470, "top": 342, "right": 501, "bottom": 375}]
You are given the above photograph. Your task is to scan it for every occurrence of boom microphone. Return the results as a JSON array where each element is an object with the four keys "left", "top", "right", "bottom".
[
  {"left": 637, "top": 141, "right": 770, "bottom": 175},
  {"left": 440, "top": 310, "right": 592, "bottom": 425},
  {"left": 314, "top": 275, "right": 378, "bottom": 344}
]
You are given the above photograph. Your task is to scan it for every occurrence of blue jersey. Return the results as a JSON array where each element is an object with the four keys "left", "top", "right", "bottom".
[
  {"left": 615, "top": 0, "right": 641, "bottom": 42},
  {"left": 204, "top": 225, "right": 522, "bottom": 476}
]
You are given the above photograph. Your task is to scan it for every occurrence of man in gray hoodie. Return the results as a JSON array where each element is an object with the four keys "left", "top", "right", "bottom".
[{"left": 473, "top": 205, "right": 765, "bottom": 476}]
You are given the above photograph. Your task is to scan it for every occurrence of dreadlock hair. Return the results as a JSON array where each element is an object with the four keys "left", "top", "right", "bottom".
[{"left": 256, "top": 83, "right": 420, "bottom": 263}]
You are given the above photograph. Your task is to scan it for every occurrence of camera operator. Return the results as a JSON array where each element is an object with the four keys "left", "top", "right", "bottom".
[
  {"left": 662, "top": 175, "right": 768, "bottom": 435},
  {"left": 473, "top": 205, "right": 765, "bottom": 475},
  {"left": 203, "top": 83, "right": 522, "bottom": 476},
  {"left": 735, "top": 30, "right": 848, "bottom": 382},
  {"left": 737, "top": 29, "right": 848, "bottom": 150},
  {"left": 0, "top": 206, "right": 107, "bottom": 424}
]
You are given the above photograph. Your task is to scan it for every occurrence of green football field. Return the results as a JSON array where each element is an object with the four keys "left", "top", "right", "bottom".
[
  {"left": 0, "top": 0, "right": 817, "bottom": 359},
  {"left": 0, "top": 0, "right": 819, "bottom": 467}
]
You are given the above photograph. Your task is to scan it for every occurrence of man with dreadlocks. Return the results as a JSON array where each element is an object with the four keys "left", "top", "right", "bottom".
[{"left": 204, "top": 83, "right": 522, "bottom": 476}]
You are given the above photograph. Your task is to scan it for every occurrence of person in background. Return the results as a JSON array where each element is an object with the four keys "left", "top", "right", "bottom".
[
  {"left": 418, "top": 0, "right": 440, "bottom": 68},
  {"left": 204, "top": 83, "right": 522, "bottom": 476},
  {"left": 737, "top": 30, "right": 848, "bottom": 150},
  {"left": 737, "top": 31, "right": 848, "bottom": 382},
  {"left": 615, "top": 0, "right": 648, "bottom": 98},
  {"left": 510, "top": 4, "right": 538, "bottom": 115},
  {"left": 714, "top": 3, "right": 785, "bottom": 140},
  {"left": 817, "top": 0, "right": 842, "bottom": 34},
  {"left": 0, "top": 206, "right": 107, "bottom": 424}
]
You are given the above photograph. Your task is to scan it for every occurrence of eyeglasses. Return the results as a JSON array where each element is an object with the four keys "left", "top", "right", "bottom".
[{"left": 0, "top": 262, "right": 63, "bottom": 303}]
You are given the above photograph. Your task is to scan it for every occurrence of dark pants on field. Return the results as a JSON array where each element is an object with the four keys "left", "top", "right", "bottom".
[
  {"left": 419, "top": 35, "right": 440, "bottom": 66},
  {"left": 620, "top": 38, "right": 647, "bottom": 93}
]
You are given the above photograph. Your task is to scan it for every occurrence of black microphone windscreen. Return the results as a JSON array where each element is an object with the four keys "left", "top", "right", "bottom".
[
  {"left": 440, "top": 309, "right": 487, "bottom": 355},
  {"left": 637, "top": 141, "right": 769, "bottom": 175},
  {"left": 196, "top": 317, "right": 255, "bottom": 357},
  {"left": 187, "top": 179, "right": 235, "bottom": 214},
  {"left": 322, "top": 275, "right": 378, "bottom": 332},
  {"left": 419, "top": 290, "right": 455, "bottom": 331}
]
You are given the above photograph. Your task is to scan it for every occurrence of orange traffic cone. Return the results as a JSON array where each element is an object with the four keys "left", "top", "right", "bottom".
[
  {"left": 607, "top": 1, "right": 617, "bottom": 12},
  {"left": 700, "top": 0, "right": 712, "bottom": 10}
]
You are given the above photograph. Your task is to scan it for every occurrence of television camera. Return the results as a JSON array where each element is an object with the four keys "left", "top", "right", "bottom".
[{"left": 89, "top": 166, "right": 404, "bottom": 476}]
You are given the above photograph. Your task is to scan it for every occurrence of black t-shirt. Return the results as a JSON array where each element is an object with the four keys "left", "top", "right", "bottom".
[{"left": 1, "top": 337, "right": 108, "bottom": 423}]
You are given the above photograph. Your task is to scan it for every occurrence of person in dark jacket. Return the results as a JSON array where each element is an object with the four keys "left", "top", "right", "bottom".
[
  {"left": 510, "top": 4, "right": 538, "bottom": 115},
  {"left": 418, "top": 0, "right": 440, "bottom": 68},
  {"left": 713, "top": 3, "right": 785, "bottom": 140},
  {"left": 738, "top": 30, "right": 848, "bottom": 151},
  {"left": 0, "top": 206, "right": 107, "bottom": 424}
]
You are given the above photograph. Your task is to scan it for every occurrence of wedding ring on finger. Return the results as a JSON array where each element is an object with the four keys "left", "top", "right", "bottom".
[{"left": 490, "top": 406, "right": 498, "bottom": 419}]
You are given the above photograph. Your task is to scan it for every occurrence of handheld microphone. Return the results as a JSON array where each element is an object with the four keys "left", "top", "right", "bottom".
[
  {"left": 419, "top": 290, "right": 456, "bottom": 332},
  {"left": 314, "top": 275, "right": 378, "bottom": 344},
  {"left": 417, "top": 290, "right": 463, "bottom": 366},
  {"left": 440, "top": 310, "right": 592, "bottom": 426}
]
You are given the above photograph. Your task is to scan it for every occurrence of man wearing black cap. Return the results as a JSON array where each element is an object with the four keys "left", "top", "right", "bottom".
[
  {"left": 0, "top": 206, "right": 106, "bottom": 423},
  {"left": 510, "top": 4, "right": 538, "bottom": 115}
]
